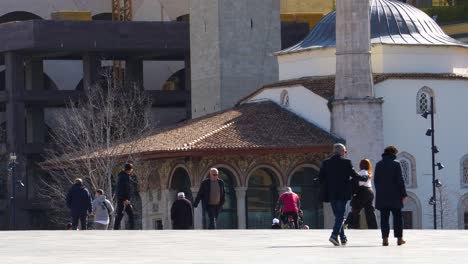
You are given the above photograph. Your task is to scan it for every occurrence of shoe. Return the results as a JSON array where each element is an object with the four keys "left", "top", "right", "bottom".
[
  {"left": 340, "top": 237, "right": 347, "bottom": 246},
  {"left": 397, "top": 237, "right": 406, "bottom": 246},
  {"left": 329, "top": 236, "right": 340, "bottom": 246},
  {"left": 382, "top": 237, "right": 389, "bottom": 246}
]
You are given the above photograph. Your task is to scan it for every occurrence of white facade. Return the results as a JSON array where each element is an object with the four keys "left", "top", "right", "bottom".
[
  {"left": 278, "top": 45, "right": 468, "bottom": 81},
  {"left": 246, "top": 85, "right": 331, "bottom": 131}
]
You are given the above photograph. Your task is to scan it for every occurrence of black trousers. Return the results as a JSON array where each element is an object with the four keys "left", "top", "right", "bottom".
[
  {"left": 280, "top": 212, "right": 299, "bottom": 229},
  {"left": 71, "top": 215, "right": 88, "bottom": 230},
  {"left": 114, "top": 201, "right": 135, "bottom": 230},
  {"left": 379, "top": 208, "right": 403, "bottom": 238},
  {"left": 204, "top": 205, "right": 220, "bottom": 229},
  {"left": 345, "top": 187, "right": 378, "bottom": 229}
]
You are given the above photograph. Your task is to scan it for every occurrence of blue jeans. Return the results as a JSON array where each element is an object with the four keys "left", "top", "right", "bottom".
[{"left": 330, "top": 200, "right": 347, "bottom": 239}]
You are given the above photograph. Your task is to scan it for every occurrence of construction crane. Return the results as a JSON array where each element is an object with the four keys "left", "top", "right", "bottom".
[{"left": 111, "top": 0, "right": 133, "bottom": 86}]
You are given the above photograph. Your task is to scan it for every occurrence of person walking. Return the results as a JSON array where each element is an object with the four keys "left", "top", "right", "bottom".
[
  {"left": 170, "top": 192, "right": 193, "bottom": 229},
  {"left": 344, "top": 159, "right": 378, "bottom": 229},
  {"left": 319, "top": 143, "right": 369, "bottom": 246},
  {"left": 66, "top": 178, "right": 92, "bottom": 230},
  {"left": 114, "top": 163, "right": 136, "bottom": 230},
  {"left": 374, "top": 146, "right": 408, "bottom": 246},
  {"left": 92, "top": 189, "right": 114, "bottom": 230},
  {"left": 193, "top": 168, "right": 225, "bottom": 229}
]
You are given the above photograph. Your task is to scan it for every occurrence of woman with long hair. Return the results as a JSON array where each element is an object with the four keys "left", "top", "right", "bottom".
[{"left": 344, "top": 159, "right": 378, "bottom": 229}]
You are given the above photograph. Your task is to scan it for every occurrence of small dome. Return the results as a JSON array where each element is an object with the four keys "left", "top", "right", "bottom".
[{"left": 280, "top": 0, "right": 467, "bottom": 54}]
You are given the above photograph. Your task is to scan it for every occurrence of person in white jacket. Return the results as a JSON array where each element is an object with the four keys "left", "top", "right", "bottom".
[
  {"left": 92, "top": 189, "right": 114, "bottom": 230},
  {"left": 344, "top": 159, "right": 378, "bottom": 229}
]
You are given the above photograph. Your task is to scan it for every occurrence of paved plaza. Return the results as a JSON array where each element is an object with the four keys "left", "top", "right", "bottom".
[{"left": 0, "top": 230, "right": 466, "bottom": 264}]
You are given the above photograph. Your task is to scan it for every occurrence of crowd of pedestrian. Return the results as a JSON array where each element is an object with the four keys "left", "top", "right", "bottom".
[{"left": 64, "top": 144, "right": 408, "bottom": 247}]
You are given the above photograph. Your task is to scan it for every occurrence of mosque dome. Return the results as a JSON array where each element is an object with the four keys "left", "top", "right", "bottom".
[{"left": 279, "top": 0, "right": 468, "bottom": 54}]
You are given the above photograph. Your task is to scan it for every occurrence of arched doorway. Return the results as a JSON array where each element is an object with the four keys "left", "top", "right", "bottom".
[
  {"left": 402, "top": 193, "right": 421, "bottom": 229},
  {"left": 203, "top": 168, "right": 238, "bottom": 229},
  {"left": 170, "top": 167, "right": 193, "bottom": 202},
  {"left": 246, "top": 167, "right": 279, "bottom": 229},
  {"left": 289, "top": 166, "right": 324, "bottom": 229}
]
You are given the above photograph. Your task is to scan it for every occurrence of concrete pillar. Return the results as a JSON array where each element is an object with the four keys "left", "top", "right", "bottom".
[
  {"left": 190, "top": 0, "right": 281, "bottom": 118},
  {"left": 125, "top": 58, "right": 143, "bottom": 89},
  {"left": 235, "top": 187, "right": 247, "bottom": 229},
  {"left": 25, "top": 57, "right": 44, "bottom": 91},
  {"left": 5, "top": 52, "right": 26, "bottom": 153},
  {"left": 191, "top": 187, "right": 203, "bottom": 229},
  {"left": 333, "top": 0, "right": 383, "bottom": 166},
  {"left": 184, "top": 54, "right": 191, "bottom": 119},
  {"left": 82, "top": 53, "right": 100, "bottom": 90},
  {"left": 167, "top": 190, "right": 177, "bottom": 229},
  {"left": 25, "top": 57, "right": 46, "bottom": 144}
]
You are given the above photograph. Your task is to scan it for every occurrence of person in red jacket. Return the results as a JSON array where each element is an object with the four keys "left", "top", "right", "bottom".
[{"left": 276, "top": 187, "right": 301, "bottom": 229}]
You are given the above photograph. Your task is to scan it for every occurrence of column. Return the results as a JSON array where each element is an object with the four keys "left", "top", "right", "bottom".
[
  {"left": 235, "top": 187, "right": 247, "bottom": 229},
  {"left": 82, "top": 53, "right": 100, "bottom": 90},
  {"left": 184, "top": 54, "right": 191, "bottom": 119},
  {"left": 191, "top": 187, "right": 203, "bottom": 229},
  {"left": 25, "top": 57, "right": 46, "bottom": 144},
  {"left": 124, "top": 58, "right": 143, "bottom": 89},
  {"left": 167, "top": 190, "right": 177, "bottom": 229}
]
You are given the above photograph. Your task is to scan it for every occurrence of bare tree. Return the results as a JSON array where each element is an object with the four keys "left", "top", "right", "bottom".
[
  {"left": 426, "top": 186, "right": 459, "bottom": 229},
  {"left": 39, "top": 69, "right": 153, "bottom": 227}
]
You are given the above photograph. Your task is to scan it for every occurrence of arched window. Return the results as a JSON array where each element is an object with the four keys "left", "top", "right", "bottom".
[
  {"left": 246, "top": 167, "right": 280, "bottom": 229},
  {"left": 416, "top": 86, "right": 435, "bottom": 114},
  {"left": 280, "top": 90, "right": 289, "bottom": 107},
  {"left": 289, "top": 166, "right": 323, "bottom": 228},
  {"left": 0, "top": 11, "right": 42, "bottom": 24},
  {"left": 170, "top": 167, "right": 192, "bottom": 202},
  {"left": 461, "top": 155, "right": 468, "bottom": 187},
  {"left": 397, "top": 152, "right": 417, "bottom": 188},
  {"left": 162, "top": 69, "right": 185, "bottom": 91},
  {"left": 176, "top": 14, "right": 189, "bottom": 22}
]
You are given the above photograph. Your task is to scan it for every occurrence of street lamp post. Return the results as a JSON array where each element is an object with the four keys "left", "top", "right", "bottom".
[
  {"left": 8, "top": 152, "right": 25, "bottom": 230},
  {"left": 8, "top": 152, "right": 17, "bottom": 230},
  {"left": 422, "top": 96, "right": 444, "bottom": 230}
]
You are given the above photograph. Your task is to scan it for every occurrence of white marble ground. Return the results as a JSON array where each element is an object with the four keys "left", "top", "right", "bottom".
[{"left": 0, "top": 230, "right": 466, "bottom": 264}]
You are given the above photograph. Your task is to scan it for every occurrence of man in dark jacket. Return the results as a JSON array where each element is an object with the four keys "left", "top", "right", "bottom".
[
  {"left": 66, "top": 178, "right": 92, "bottom": 230},
  {"left": 171, "top": 192, "right": 193, "bottom": 229},
  {"left": 193, "top": 168, "right": 225, "bottom": 229},
  {"left": 374, "top": 146, "right": 408, "bottom": 246},
  {"left": 113, "top": 163, "right": 136, "bottom": 230},
  {"left": 319, "top": 143, "right": 368, "bottom": 246}
]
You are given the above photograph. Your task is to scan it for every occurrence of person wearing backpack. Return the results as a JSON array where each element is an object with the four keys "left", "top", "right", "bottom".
[{"left": 92, "top": 189, "right": 114, "bottom": 230}]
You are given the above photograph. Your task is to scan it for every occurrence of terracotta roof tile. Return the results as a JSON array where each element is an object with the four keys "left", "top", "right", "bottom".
[
  {"left": 90, "top": 101, "right": 340, "bottom": 159},
  {"left": 240, "top": 73, "right": 468, "bottom": 102}
]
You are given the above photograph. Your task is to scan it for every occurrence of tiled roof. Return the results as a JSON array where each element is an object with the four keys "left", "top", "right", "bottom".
[
  {"left": 86, "top": 101, "right": 339, "bottom": 159},
  {"left": 241, "top": 73, "right": 468, "bottom": 102}
]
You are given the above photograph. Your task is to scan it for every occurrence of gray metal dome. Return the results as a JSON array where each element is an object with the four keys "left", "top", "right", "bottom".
[{"left": 279, "top": 0, "right": 468, "bottom": 54}]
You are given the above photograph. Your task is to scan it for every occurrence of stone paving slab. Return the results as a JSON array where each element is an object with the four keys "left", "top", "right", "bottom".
[{"left": 0, "top": 230, "right": 466, "bottom": 264}]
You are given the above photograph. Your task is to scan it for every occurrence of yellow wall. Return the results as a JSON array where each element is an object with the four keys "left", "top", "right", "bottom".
[
  {"left": 280, "top": 0, "right": 334, "bottom": 29},
  {"left": 441, "top": 22, "right": 468, "bottom": 36},
  {"left": 280, "top": 0, "right": 334, "bottom": 14}
]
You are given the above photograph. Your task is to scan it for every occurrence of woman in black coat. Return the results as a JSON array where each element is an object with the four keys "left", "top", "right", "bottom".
[{"left": 374, "top": 146, "right": 408, "bottom": 246}]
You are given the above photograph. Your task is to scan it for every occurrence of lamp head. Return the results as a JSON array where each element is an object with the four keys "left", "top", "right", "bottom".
[
  {"left": 425, "top": 129, "right": 433, "bottom": 136},
  {"left": 434, "top": 179, "right": 442, "bottom": 188},
  {"left": 429, "top": 197, "right": 436, "bottom": 205},
  {"left": 436, "top": 162, "right": 444, "bottom": 170},
  {"left": 421, "top": 111, "right": 430, "bottom": 119},
  {"left": 432, "top": 146, "right": 439, "bottom": 154}
]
